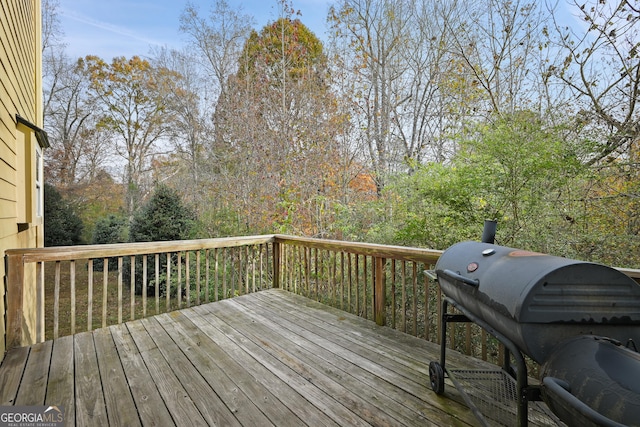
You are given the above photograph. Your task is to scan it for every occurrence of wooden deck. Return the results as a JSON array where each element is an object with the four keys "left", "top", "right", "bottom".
[{"left": 0, "top": 289, "right": 561, "bottom": 426}]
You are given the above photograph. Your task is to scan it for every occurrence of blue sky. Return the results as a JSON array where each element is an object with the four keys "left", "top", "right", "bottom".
[
  {"left": 57, "top": 0, "right": 334, "bottom": 60},
  {"left": 57, "top": 1, "right": 584, "bottom": 62}
]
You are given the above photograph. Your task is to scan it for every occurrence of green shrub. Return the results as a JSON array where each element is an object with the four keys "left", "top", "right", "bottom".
[
  {"left": 128, "top": 184, "right": 196, "bottom": 295},
  {"left": 44, "top": 183, "right": 84, "bottom": 246}
]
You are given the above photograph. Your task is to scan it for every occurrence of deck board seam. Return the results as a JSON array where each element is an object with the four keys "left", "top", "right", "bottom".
[
  {"left": 188, "top": 302, "right": 372, "bottom": 427},
  {"left": 232, "top": 291, "right": 480, "bottom": 426},
  {"left": 154, "top": 311, "right": 276, "bottom": 427},
  {"left": 0, "top": 289, "right": 562, "bottom": 426},
  {"left": 201, "top": 298, "right": 416, "bottom": 427},
  {"left": 180, "top": 307, "right": 324, "bottom": 426},
  {"left": 189, "top": 307, "right": 344, "bottom": 426},
  {"left": 227, "top": 295, "right": 436, "bottom": 425},
  {"left": 0, "top": 346, "right": 30, "bottom": 405}
]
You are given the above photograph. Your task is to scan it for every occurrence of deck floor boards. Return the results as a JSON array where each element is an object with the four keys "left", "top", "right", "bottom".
[{"left": 0, "top": 289, "right": 561, "bottom": 426}]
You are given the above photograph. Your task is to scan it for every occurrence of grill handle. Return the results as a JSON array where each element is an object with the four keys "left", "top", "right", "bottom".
[
  {"left": 438, "top": 269, "right": 479, "bottom": 288},
  {"left": 542, "top": 376, "right": 627, "bottom": 427}
]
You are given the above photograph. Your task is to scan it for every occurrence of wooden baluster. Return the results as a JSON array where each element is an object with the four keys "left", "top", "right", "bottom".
[
  {"left": 196, "top": 250, "right": 201, "bottom": 305},
  {"left": 355, "top": 254, "right": 360, "bottom": 316},
  {"left": 205, "top": 249, "right": 210, "bottom": 303},
  {"left": 401, "top": 261, "right": 406, "bottom": 333},
  {"left": 214, "top": 248, "right": 219, "bottom": 301},
  {"left": 391, "top": 259, "right": 396, "bottom": 330},
  {"left": 117, "top": 257, "right": 123, "bottom": 324},
  {"left": 155, "top": 254, "right": 160, "bottom": 314},
  {"left": 70, "top": 260, "right": 76, "bottom": 335},
  {"left": 177, "top": 252, "right": 182, "bottom": 308},
  {"left": 87, "top": 259, "right": 93, "bottom": 332},
  {"left": 36, "top": 261, "right": 44, "bottom": 342},
  {"left": 424, "top": 270, "right": 429, "bottom": 340},
  {"left": 251, "top": 246, "right": 256, "bottom": 294},
  {"left": 339, "top": 252, "right": 344, "bottom": 309},
  {"left": 143, "top": 255, "right": 148, "bottom": 315},
  {"left": 131, "top": 255, "right": 136, "bottom": 320},
  {"left": 166, "top": 253, "right": 171, "bottom": 310},
  {"left": 412, "top": 263, "right": 418, "bottom": 336},
  {"left": 314, "top": 248, "right": 319, "bottom": 301},
  {"left": 374, "top": 257, "right": 386, "bottom": 326},
  {"left": 245, "top": 246, "right": 250, "bottom": 295},
  {"left": 347, "top": 253, "right": 353, "bottom": 314},
  {"left": 185, "top": 252, "right": 190, "bottom": 307},
  {"left": 363, "top": 255, "right": 368, "bottom": 320},
  {"left": 222, "top": 248, "right": 227, "bottom": 299},
  {"left": 102, "top": 258, "right": 108, "bottom": 328},
  {"left": 54, "top": 261, "right": 61, "bottom": 339}
]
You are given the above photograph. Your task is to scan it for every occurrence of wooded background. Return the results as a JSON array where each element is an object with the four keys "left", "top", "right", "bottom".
[{"left": 42, "top": 0, "right": 640, "bottom": 268}]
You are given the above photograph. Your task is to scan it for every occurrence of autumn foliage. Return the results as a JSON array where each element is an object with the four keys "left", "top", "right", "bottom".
[{"left": 41, "top": 0, "right": 640, "bottom": 269}]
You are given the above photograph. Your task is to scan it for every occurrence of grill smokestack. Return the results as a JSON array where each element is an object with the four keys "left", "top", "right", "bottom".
[{"left": 481, "top": 220, "right": 497, "bottom": 243}]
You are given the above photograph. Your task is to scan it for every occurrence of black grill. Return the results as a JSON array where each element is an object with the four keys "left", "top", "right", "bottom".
[{"left": 429, "top": 234, "right": 640, "bottom": 426}]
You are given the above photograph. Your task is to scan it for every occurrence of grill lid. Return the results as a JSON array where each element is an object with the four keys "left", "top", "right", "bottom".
[{"left": 435, "top": 241, "right": 640, "bottom": 325}]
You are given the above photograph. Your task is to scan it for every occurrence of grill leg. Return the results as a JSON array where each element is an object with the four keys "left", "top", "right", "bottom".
[{"left": 440, "top": 299, "right": 448, "bottom": 370}]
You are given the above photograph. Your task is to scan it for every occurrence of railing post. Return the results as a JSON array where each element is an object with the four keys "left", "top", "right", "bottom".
[
  {"left": 374, "top": 257, "right": 386, "bottom": 326},
  {"left": 36, "top": 261, "right": 44, "bottom": 342},
  {"left": 273, "top": 240, "right": 280, "bottom": 289},
  {"left": 5, "top": 253, "right": 25, "bottom": 348}
]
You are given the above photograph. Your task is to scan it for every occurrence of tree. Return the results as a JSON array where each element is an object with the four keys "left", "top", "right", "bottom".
[
  {"left": 42, "top": 0, "right": 110, "bottom": 189},
  {"left": 454, "top": 111, "right": 581, "bottom": 247},
  {"left": 130, "top": 184, "right": 196, "bottom": 243},
  {"left": 42, "top": 0, "right": 64, "bottom": 54},
  {"left": 91, "top": 214, "right": 128, "bottom": 269},
  {"left": 44, "top": 183, "right": 84, "bottom": 246},
  {"left": 546, "top": 0, "right": 640, "bottom": 165},
  {"left": 151, "top": 47, "right": 212, "bottom": 213},
  {"left": 92, "top": 214, "right": 127, "bottom": 244},
  {"left": 329, "top": 0, "right": 414, "bottom": 192},
  {"left": 129, "top": 184, "right": 196, "bottom": 295},
  {"left": 539, "top": 0, "right": 640, "bottom": 266},
  {"left": 448, "top": 0, "right": 547, "bottom": 115},
  {"left": 328, "top": 0, "right": 492, "bottom": 187},
  {"left": 56, "top": 169, "right": 125, "bottom": 244},
  {"left": 215, "top": 14, "right": 355, "bottom": 236},
  {"left": 43, "top": 55, "right": 105, "bottom": 188},
  {"left": 82, "top": 55, "right": 182, "bottom": 219},
  {"left": 179, "top": 0, "right": 253, "bottom": 101},
  {"left": 369, "top": 112, "right": 583, "bottom": 251}
]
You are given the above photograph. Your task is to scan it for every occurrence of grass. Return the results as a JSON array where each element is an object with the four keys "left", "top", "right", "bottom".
[
  {"left": 42, "top": 252, "right": 273, "bottom": 340},
  {"left": 44, "top": 260, "right": 183, "bottom": 340}
]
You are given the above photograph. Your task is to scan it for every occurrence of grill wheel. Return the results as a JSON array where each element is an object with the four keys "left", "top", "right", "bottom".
[{"left": 429, "top": 361, "right": 445, "bottom": 395}]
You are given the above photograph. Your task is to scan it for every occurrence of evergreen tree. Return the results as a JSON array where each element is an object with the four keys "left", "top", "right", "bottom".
[
  {"left": 130, "top": 184, "right": 196, "bottom": 242},
  {"left": 44, "top": 183, "right": 84, "bottom": 246},
  {"left": 92, "top": 214, "right": 128, "bottom": 244},
  {"left": 128, "top": 184, "right": 196, "bottom": 295},
  {"left": 91, "top": 214, "right": 127, "bottom": 268}
]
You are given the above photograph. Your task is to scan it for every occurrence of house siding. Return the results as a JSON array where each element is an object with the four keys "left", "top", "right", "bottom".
[{"left": 0, "top": 0, "right": 43, "bottom": 360}]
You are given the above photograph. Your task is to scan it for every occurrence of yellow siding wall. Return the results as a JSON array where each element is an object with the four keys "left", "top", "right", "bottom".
[{"left": 0, "top": 1, "right": 43, "bottom": 359}]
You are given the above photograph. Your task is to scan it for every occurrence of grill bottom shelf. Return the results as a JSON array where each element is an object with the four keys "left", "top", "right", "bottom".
[{"left": 447, "top": 369, "right": 564, "bottom": 426}]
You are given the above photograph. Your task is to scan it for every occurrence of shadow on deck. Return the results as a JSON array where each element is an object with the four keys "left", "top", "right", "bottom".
[{"left": 0, "top": 289, "right": 560, "bottom": 426}]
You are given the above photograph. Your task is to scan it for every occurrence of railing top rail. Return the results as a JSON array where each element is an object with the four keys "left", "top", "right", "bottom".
[
  {"left": 273, "top": 235, "right": 640, "bottom": 281},
  {"left": 274, "top": 234, "right": 443, "bottom": 264},
  {"left": 5, "top": 235, "right": 277, "bottom": 263},
  {"left": 5, "top": 231, "right": 638, "bottom": 281}
]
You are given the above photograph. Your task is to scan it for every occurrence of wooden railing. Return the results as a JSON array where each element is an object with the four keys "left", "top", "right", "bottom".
[
  {"left": 274, "top": 235, "right": 505, "bottom": 365},
  {"left": 6, "top": 234, "right": 640, "bottom": 367},
  {"left": 5, "top": 236, "right": 275, "bottom": 348},
  {"left": 274, "top": 235, "right": 442, "bottom": 333}
]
